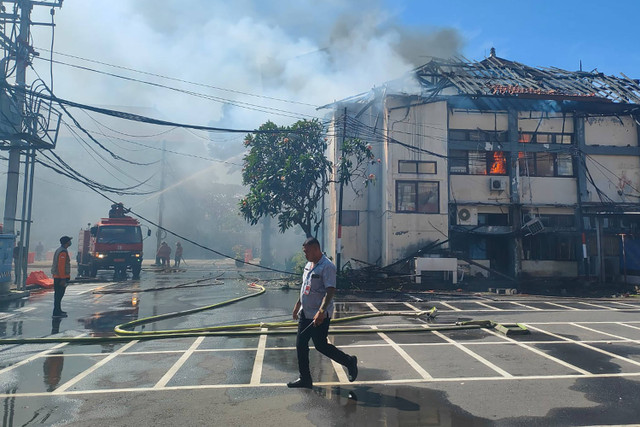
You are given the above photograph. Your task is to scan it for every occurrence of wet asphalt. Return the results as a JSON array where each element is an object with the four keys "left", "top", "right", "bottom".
[{"left": 0, "top": 261, "right": 640, "bottom": 426}]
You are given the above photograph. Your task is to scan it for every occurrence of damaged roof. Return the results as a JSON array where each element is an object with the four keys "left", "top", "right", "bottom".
[
  {"left": 321, "top": 51, "right": 640, "bottom": 109},
  {"left": 415, "top": 52, "right": 640, "bottom": 104}
]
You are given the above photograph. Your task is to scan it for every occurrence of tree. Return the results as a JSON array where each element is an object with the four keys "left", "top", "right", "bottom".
[
  {"left": 240, "top": 119, "right": 329, "bottom": 238},
  {"left": 240, "top": 119, "right": 376, "bottom": 238}
]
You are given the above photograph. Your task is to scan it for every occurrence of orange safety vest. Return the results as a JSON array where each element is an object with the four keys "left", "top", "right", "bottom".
[{"left": 51, "top": 247, "right": 70, "bottom": 279}]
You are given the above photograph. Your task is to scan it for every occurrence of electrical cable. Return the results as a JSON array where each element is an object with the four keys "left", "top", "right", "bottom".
[{"left": 35, "top": 46, "right": 319, "bottom": 108}]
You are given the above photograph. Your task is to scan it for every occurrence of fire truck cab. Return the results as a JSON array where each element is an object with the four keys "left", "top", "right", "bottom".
[{"left": 77, "top": 204, "right": 147, "bottom": 279}]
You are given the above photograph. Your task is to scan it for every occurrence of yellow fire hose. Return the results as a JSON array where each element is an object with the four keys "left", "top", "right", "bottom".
[{"left": 0, "top": 283, "right": 497, "bottom": 345}]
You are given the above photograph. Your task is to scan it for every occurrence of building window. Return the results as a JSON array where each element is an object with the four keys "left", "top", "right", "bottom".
[
  {"left": 449, "top": 150, "right": 508, "bottom": 175},
  {"left": 341, "top": 210, "right": 359, "bottom": 226},
  {"left": 518, "top": 152, "right": 574, "bottom": 177},
  {"left": 519, "top": 132, "right": 573, "bottom": 144},
  {"left": 449, "top": 129, "right": 508, "bottom": 143},
  {"left": 522, "top": 234, "right": 576, "bottom": 260},
  {"left": 396, "top": 181, "right": 439, "bottom": 213},
  {"left": 398, "top": 160, "right": 437, "bottom": 174}
]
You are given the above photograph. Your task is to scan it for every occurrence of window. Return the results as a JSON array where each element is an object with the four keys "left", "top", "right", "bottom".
[
  {"left": 398, "top": 160, "right": 437, "bottom": 174},
  {"left": 518, "top": 152, "right": 574, "bottom": 177},
  {"left": 97, "top": 226, "right": 142, "bottom": 244},
  {"left": 522, "top": 234, "right": 576, "bottom": 260},
  {"left": 396, "top": 181, "right": 439, "bottom": 213},
  {"left": 449, "top": 129, "right": 508, "bottom": 142},
  {"left": 518, "top": 132, "right": 573, "bottom": 144},
  {"left": 341, "top": 210, "right": 359, "bottom": 226},
  {"left": 449, "top": 151, "right": 508, "bottom": 175}
]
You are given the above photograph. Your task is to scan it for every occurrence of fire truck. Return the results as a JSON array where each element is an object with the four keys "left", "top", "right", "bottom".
[{"left": 77, "top": 204, "right": 149, "bottom": 279}]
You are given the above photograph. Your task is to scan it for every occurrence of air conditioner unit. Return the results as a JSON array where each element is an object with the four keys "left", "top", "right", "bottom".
[
  {"left": 457, "top": 207, "right": 478, "bottom": 226},
  {"left": 522, "top": 218, "right": 544, "bottom": 236},
  {"left": 490, "top": 177, "right": 508, "bottom": 191}
]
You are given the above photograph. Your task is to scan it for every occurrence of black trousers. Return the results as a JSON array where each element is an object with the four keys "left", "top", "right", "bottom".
[
  {"left": 53, "top": 279, "right": 67, "bottom": 314},
  {"left": 296, "top": 310, "right": 351, "bottom": 380}
]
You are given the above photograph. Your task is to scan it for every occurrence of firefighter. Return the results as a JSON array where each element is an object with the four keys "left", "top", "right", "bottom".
[
  {"left": 51, "top": 236, "right": 72, "bottom": 318},
  {"left": 174, "top": 242, "right": 183, "bottom": 268},
  {"left": 156, "top": 242, "right": 171, "bottom": 267}
]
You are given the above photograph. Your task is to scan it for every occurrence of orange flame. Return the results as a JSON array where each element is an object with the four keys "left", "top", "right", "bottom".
[{"left": 489, "top": 151, "right": 506, "bottom": 175}]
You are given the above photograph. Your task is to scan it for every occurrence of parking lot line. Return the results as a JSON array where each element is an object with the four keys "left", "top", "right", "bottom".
[
  {"left": 577, "top": 302, "right": 618, "bottom": 311},
  {"left": 155, "top": 336, "right": 204, "bottom": 388},
  {"left": 475, "top": 301, "right": 502, "bottom": 311},
  {"left": 54, "top": 340, "right": 139, "bottom": 393},
  {"left": 570, "top": 323, "right": 633, "bottom": 341},
  {"left": 508, "top": 301, "right": 543, "bottom": 311},
  {"left": 523, "top": 324, "right": 640, "bottom": 368},
  {"left": 544, "top": 302, "right": 580, "bottom": 311},
  {"left": 366, "top": 302, "right": 379, "bottom": 312},
  {"left": 609, "top": 301, "right": 640, "bottom": 308},
  {"left": 0, "top": 341, "right": 71, "bottom": 376},
  {"left": 618, "top": 322, "right": 640, "bottom": 331},
  {"left": 439, "top": 301, "right": 461, "bottom": 311},
  {"left": 371, "top": 325, "right": 433, "bottom": 380},
  {"left": 403, "top": 302, "right": 420, "bottom": 311},
  {"left": 429, "top": 328, "right": 513, "bottom": 378},
  {"left": 483, "top": 328, "right": 591, "bottom": 375},
  {"left": 250, "top": 329, "right": 268, "bottom": 385}
]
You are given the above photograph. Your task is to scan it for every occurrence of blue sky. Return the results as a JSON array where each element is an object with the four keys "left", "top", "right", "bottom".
[{"left": 392, "top": 0, "right": 639, "bottom": 76}]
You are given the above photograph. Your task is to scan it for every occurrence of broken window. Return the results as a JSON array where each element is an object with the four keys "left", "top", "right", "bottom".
[
  {"left": 522, "top": 234, "right": 577, "bottom": 260},
  {"left": 449, "top": 151, "right": 508, "bottom": 175},
  {"left": 518, "top": 152, "right": 574, "bottom": 177},
  {"left": 396, "top": 181, "right": 439, "bottom": 213}
]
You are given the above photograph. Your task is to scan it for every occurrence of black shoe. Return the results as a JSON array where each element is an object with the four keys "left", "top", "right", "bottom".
[
  {"left": 347, "top": 356, "right": 358, "bottom": 382},
  {"left": 52, "top": 312, "right": 67, "bottom": 318},
  {"left": 287, "top": 378, "right": 313, "bottom": 389}
]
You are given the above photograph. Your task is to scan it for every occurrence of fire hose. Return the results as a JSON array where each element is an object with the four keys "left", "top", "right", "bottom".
[{"left": 0, "top": 283, "right": 499, "bottom": 345}]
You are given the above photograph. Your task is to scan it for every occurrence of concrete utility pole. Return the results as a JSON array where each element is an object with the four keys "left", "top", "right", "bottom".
[
  {"left": 3, "top": 0, "right": 33, "bottom": 236},
  {"left": 1, "top": 0, "right": 63, "bottom": 290}
]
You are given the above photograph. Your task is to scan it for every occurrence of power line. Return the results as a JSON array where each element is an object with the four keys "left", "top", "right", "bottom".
[{"left": 35, "top": 46, "right": 319, "bottom": 108}]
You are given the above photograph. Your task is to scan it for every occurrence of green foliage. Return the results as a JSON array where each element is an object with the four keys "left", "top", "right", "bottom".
[
  {"left": 239, "top": 120, "right": 377, "bottom": 238},
  {"left": 285, "top": 251, "right": 308, "bottom": 276},
  {"left": 240, "top": 119, "right": 330, "bottom": 238}
]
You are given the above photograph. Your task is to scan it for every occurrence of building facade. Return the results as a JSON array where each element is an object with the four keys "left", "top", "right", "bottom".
[{"left": 323, "top": 52, "right": 640, "bottom": 283}]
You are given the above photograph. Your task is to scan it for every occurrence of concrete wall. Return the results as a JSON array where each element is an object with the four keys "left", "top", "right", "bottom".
[
  {"left": 518, "top": 177, "right": 577, "bottom": 204},
  {"left": 584, "top": 155, "right": 640, "bottom": 203},
  {"left": 383, "top": 100, "right": 448, "bottom": 265},
  {"left": 518, "top": 112, "right": 574, "bottom": 133},
  {"left": 585, "top": 115, "right": 637, "bottom": 146},
  {"left": 521, "top": 260, "right": 577, "bottom": 277}
]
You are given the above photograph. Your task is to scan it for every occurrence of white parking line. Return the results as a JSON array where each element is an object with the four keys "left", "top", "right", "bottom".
[
  {"left": 570, "top": 323, "right": 633, "bottom": 341},
  {"left": 250, "top": 329, "right": 268, "bottom": 385},
  {"left": 0, "top": 341, "right": 71, "bottom": 375},
  {"left": 475, "top": 301, "right": 502, "bottom": 311},
  {"left": 429, "top": 328, "right": 513, "bottom": 378},
  {"left": 15, "top": 307, "right": 36, "bottom": 313},
  {"left": 404, "top": 302, "right": 420, "bottom": 312},
  {"left": 0, "top": 312, "right": 12, "bottom": 320},
  {"left": 439, "top": 301, "right": 461, "bottom": 311},
  {"left": 618, "top": 323, "right": 640, "bottom": 331},
  {"left": 577, "top": 302, "right": 618, "bottom": 311},
  {"left": 483, "top": 328, "right": 590, "bottom": 375},
  {"left": 608, "top": 301, "right": 640, "bottom": 308},
  {"left": 544, "top": 302, "right": 580, "bottom": 311},
  {"left": 366, "top": 302, "right": 380, "bottom": 312},
  {"left": 508, "top": 301, "right": 543, "bottom": 311},
  {"left": 155, "top": 337, "right": 204, "bottom": 389},
  {"left": 524, "top": 324, "right": 640, "bottom": 368},
  {"left": 371, "top": 325, "right": 432, "bottom": 380},
  {"left": 54, "top": 340, "right": 139, "bottom": 393}
]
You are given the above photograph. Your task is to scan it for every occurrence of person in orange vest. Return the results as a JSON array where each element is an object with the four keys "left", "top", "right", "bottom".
[{"left": 51, "top": 236, "right": 72, "bottom": 318}]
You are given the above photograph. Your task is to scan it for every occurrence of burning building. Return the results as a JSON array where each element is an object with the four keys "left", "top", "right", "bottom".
[{"left": 322, "top": 49, "right": 640, "bottom": 284}]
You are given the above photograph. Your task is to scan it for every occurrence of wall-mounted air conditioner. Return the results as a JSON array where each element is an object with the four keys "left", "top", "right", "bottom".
[
  {"left": 490, "top": 177, "right": 508, "bottom": 191},
  {"left": 457, "top": 207, "right": 478, "bottom": 226}
]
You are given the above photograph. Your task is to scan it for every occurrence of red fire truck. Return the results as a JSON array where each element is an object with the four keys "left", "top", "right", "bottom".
[{"left": 77, "top": 204, "right": 149, "bottom": 279}]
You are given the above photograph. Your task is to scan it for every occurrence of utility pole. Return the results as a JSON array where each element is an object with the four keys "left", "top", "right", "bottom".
[
  {"left": 155, "top": 140, "right": 167, "bottom": 263},
  {"left": 336, "top": 108, "right": 347, "bottom": 272},
  {"left": 0, "top": 0, "right": 63, "bottom": 291}
]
